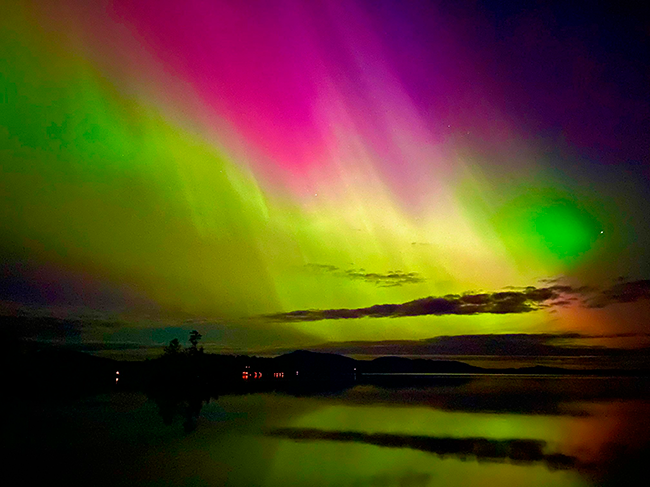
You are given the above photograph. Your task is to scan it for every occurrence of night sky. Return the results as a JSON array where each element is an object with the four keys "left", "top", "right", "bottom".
[{"left": 2, "top": 0, "right": 649, "bottom": 356}]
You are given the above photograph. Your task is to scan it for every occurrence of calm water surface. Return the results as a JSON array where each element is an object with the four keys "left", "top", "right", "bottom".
[{"left": 12, "top": 377, "right": 650, "bottom": 486}]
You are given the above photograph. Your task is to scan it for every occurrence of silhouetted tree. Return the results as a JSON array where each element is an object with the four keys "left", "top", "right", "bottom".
[
  {"left": 164, "top": 338, "right": 182, "bottom": 356},
  {"left": 188, "top": 330, "right": 203, "bottom": 355},
  {"left": 189, "top": 330, "right": 202, "bottom": 348},
  {"left": 150, "top": 331, "right": 211, "bottom": 432}
]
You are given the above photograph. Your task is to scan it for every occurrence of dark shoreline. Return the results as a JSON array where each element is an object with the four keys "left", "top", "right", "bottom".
[{"left": 8, "top": 344, "right": 650, "bottom": 400}]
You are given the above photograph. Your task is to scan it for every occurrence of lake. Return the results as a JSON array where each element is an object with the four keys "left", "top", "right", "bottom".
[{"left": 10, "top": 376, "right": 650, "bottom": 486}]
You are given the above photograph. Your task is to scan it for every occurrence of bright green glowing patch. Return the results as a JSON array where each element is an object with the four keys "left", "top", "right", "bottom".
[
  {"left": 532, "top": 203, "right": 601, "bottom": 259},
  {"left": 480, "top": 185, "right": 607, "bottom": 273}
]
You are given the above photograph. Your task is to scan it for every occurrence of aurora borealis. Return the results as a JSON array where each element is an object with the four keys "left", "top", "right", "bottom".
[{"left": 2, "top": 0, "right": 649, "bottom": 354}]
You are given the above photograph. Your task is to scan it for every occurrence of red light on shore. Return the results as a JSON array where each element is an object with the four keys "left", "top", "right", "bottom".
[{"left": 244, "top": 371, "right": 265, "bottom": 379}]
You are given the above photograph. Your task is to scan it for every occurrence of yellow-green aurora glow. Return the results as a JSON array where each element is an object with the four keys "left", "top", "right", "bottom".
[{"left": 2, "top": 1, "right": 649, "bottom": 351}]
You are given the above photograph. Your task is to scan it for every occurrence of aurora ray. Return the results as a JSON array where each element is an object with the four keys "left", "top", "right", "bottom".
[{"left": 1, "top": 0, "right": 648, "bottom": 353}]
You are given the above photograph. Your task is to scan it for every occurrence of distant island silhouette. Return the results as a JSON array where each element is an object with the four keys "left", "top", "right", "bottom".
[
  {"left": 7, "top": 334, "right": 650, "bottom": 435},
  {"left": 9, "top": 333, "right": 650, "bottom": 399}
]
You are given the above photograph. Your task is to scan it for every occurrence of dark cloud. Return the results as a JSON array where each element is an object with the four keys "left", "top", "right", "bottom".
[
  {"left": 305, "top": 264, "right": 424, "bottom": 287},
  {"left": 0, "top": 314, "right": 146, "bottom": 355},
  {"left": 0, "top": 259, "right": 159, "bottom": 313},
  {"left": 343, "top": 269, "right": 424, "bottom": 287},
  {"left": 264, "top": 280, "right": 650, "bottom": 322},
  {"left": 587, "top": 279, "right": 650, "bottom": 308},
  {"left": 266, "top": 428, "right": 576, "bottom": 470},
  {"left": 589, "top": 332, "right": 650, "bottom": 339},
  {"left": 1, "top": 314, "right": 90, "bottom": 342},
  {"left": 305, "top": 264, "right": 340, "bottom": 273},
  {"left": 63, "top": 341, "right": 150, "bottom": 352},
  {"left": 264, "top": 285, "right": 574, "bottom": 322},
  {"left": 537, "top": 277, "right": 563, "bottom": 284}
]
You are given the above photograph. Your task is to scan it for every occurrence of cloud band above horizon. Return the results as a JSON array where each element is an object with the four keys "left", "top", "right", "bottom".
[{"left": 264, "top": 280, "right": 650, "bottom": 322}]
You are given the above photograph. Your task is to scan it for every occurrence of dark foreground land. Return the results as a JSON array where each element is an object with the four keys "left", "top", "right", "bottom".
[
  {"left": 8, "top": 342, "right": 650, "bottom": 421},
  {"left": 7, "top": 340, "right": 650, "bottom": 395},
  {"left": 6, "top": 342, "right": 650, "bottom": 487}
]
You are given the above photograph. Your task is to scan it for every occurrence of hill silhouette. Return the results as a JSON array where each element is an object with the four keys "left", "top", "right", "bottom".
[{"left": 8, "top": 342, "right": 650, "bottom": 400}]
